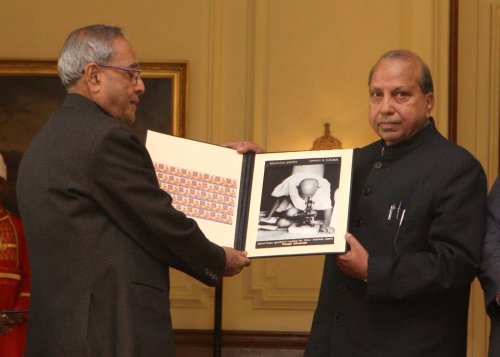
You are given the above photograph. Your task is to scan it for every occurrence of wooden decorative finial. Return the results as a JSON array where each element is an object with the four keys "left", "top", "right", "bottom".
[{"left": 312, "top": 123, "right": 342, "bottom": 150}]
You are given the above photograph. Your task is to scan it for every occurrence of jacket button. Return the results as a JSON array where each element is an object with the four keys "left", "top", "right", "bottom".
[
  {"left": 374, "top": 161, "right": 383, "bottom": 169},
  {"left": 362, "top": 187, "right": 372, "bottom": 196}
]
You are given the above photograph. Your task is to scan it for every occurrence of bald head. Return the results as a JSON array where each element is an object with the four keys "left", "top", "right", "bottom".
[{"left": 298, "top": 178, "right": 320, "bottom": 198}]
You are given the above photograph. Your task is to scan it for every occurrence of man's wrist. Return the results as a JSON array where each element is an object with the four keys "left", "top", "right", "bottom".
[{"left": 496, "top": 292, "right": 500, "bottom": 306}]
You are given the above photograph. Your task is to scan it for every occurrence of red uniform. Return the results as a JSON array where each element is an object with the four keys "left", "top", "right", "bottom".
[{"left": 0, "top": 209, "right": 30, "bottom": 357}]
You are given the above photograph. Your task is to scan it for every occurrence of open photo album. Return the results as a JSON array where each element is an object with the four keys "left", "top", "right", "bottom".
[{"left": 146, "top": 131, "right": 353, "bottom": 258}]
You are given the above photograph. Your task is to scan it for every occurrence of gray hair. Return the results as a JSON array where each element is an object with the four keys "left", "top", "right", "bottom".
[
  {"left": 368, "top": 49, "right": 434, "bottom": 94},
  {"left": 57, "top": 24, "right": 124, "bottom": 88}
]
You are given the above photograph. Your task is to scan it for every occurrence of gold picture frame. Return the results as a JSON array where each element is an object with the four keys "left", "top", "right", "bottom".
[
  {"left": 0, "top": 59, "right": 188, "bottom": 213},
  {"left": 0, "top": 59, "right": 188, "bottom": 143}
]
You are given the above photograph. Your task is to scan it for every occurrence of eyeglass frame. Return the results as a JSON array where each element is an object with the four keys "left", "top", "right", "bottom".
[{"left": 96, "top": 63, "right": 142, "bottom": 83}]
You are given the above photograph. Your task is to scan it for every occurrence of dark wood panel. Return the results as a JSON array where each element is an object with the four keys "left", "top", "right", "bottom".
[
  {"left": 174, "top": 330, "right": 308, "bottom": 357},
  {"left": 448, "top": 0, "right": 459, "bottom": 143}
]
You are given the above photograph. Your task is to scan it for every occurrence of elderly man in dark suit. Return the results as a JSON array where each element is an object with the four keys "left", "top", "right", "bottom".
[
  {"left": 305, "top": 50, "right": 487, "bottom": 357},
  {"left": 16, "top": 24, "right": 256, "bottom": 357},
  {"left": 480, "top": 177, "right": 500, "bottom": 357}
]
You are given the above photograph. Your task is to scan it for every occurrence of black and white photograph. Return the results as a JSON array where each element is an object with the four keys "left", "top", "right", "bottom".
[{"left": 255, "top": 157, "right": 341, "bottom": 249}]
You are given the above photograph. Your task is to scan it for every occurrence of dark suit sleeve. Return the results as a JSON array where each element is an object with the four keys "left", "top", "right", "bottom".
[
  {"left": 480, "top": 177, "right": 500, "bottom": 316},
  {"left": 88, "top": 124, "right": 225, "bottom": 286}
]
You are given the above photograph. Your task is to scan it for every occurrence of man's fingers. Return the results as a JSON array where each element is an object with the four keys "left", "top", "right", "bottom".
[
  {"left": 345, "top": 233, "right": 356, "bottom": 246},
  {"left": 222, "top": 247, "right": 251, "bottom": 276},
  {"left": 222, "top": 141, "right": 265, "bottom": 154}
]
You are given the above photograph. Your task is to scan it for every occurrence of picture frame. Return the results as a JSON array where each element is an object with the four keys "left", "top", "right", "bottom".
[{"left": 0, "top": 59, "right": 188, "bottom": 213}]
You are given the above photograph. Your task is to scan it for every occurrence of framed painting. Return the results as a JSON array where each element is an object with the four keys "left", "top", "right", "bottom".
[{"left": 0, "top": 60, "right": 188, "bottom": 213}]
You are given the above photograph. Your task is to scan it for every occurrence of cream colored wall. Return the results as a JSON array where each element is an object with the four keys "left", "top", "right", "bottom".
[
  {"left": 253, "top": 0, "right": 450, "bottom": 152},
  {"left": 0, "top": 0, "right": 448, "bottom": 147},
  {"left": 458, "top": 0, "right": 500, "bottom": 183},
  {"left": 2, "top": 0, "right": 495, "bottom": 355},
  {"left": 458, "top": 1, "right": 500, "bottom": 356}
]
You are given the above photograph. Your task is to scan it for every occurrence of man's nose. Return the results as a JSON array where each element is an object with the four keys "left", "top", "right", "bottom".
[
  {"left": 380, "top": 95, "right": 394, "bottom": 114},
  {"left": 135, "top": 77, "right": 146, "bottom": 94}
]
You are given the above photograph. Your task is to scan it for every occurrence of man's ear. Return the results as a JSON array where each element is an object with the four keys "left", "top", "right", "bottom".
[
  {"left": 425, "top": 92, "right": 435, "bottom": 117},
  {"left": 84, "top": 63, "right": 100, "bottom": 94}
]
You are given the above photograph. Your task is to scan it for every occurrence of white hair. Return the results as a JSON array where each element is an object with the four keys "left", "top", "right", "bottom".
[{"left": 57, "top": 24, "right": 124, "bottom": 88}]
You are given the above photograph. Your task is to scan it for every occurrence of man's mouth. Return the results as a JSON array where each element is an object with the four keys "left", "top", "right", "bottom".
[{"left": 379, "top": 121, "right": 400, "bottom": 130}]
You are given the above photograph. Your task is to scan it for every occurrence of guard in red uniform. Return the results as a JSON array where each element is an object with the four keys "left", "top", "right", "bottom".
[{"left": 0, "top": 153, "right": 30, "bottom": 357}]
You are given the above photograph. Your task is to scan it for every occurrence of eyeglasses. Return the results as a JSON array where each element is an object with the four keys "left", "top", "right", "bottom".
[{"left": 96, "top": 63, "right": 142, "bottom": 83}]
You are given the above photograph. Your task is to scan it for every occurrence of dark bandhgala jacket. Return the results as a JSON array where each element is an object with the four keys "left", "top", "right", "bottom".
[
  {"left": 479, "top": 177, "right": 500, "bottom": 357},
  {"left": 305, "top": 119, "right": 487, "bottom": 357},
  {"left": 17, "top": 94, "right": 226, "bottom": 357}
]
